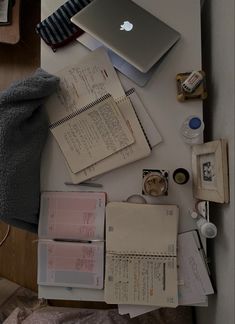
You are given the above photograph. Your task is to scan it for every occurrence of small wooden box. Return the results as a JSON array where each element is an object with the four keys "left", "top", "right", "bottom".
[{"left": 176, "top": 71, "right": 207, "bottom": 102}]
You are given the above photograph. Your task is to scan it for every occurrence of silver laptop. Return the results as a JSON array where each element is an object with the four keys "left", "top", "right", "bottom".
[
  {"left": 77, "top": 32, "right": 155, "bottom": 87},
  {"left": 71, "top": 0, "right": 180, "bottom": 73}
]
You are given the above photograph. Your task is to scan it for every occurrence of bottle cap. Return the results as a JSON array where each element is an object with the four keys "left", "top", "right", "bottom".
[
  {"left": 200, "top": 222, "right": 217, "bottom": 238},
  {"left": 189, "top": 117, "right": 201, "bottom": 129},
  {"left": 191, "top": 211, "right": 198, "bottom": 219}
]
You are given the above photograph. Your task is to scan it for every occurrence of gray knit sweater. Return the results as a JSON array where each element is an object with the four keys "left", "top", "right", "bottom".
[{"left": 0, "top": 69, "right": 59, "bottom": 232}]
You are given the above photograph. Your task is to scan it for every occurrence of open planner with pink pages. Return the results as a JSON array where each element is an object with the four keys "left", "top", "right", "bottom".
[{"left": 37, "top": 191, "right": 106, "bottom": 290}]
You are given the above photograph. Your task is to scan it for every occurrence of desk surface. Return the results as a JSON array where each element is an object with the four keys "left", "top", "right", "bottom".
[{"left": 39, "top": 0, "right": 203, "bottom": 301}]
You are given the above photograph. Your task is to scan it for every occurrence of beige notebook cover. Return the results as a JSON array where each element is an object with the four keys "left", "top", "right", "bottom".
[{"left": 105, "top": 202, "right": 179, "bottom": 307}]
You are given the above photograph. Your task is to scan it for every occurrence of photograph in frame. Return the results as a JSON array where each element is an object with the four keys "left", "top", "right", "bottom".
[{"left": 192, "top": 139, "right": 229, "bottom": 203}]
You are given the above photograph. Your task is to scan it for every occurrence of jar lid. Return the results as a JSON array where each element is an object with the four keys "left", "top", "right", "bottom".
[
  {"left": 189, "top": 117, "right": 201, "bottom": 129},
  {"left": 173, "top": 168, "right": 190, "bottom": 184},
  {"left": 191, "top": 211, "right": 198, "bottom": 219}
]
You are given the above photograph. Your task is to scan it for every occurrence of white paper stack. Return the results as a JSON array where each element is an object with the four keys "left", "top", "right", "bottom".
[{"left": 117, "top": 230, "right": 214, "bottom": 318}]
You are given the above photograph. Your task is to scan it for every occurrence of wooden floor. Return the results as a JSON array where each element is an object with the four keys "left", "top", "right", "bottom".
[
  {"left": 0, "top": 0, "right": 112, "bottom": 309},
  {"left": 0, "top": 0, "right": 40, "bottom": 293}
]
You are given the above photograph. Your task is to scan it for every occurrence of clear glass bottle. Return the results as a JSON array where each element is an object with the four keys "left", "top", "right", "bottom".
[{"left": 180, "top": 116, "right": 204, "bottom": 144}]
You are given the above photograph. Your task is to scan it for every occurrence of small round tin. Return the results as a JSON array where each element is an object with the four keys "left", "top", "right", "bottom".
[{"left": 173, "top": 168, "right": 190, "bottom": 185}]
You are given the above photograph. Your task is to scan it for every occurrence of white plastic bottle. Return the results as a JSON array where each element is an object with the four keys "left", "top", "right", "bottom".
[
  {"left": 190, "top": 210, "right": 217, "bottom": 238},
  {"left": 196, "top": 216, "right": 217, "bottom": 239},
  {"left": 180, "top": 115, "right": 204, "bottom": 144}
]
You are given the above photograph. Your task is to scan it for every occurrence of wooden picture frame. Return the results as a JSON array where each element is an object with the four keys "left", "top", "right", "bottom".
[{"left": 192, "top": 139, "right": 229, "bottom": 203}]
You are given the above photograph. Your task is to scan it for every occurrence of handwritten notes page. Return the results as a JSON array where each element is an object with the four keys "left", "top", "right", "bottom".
[
  {"left": 104, "top": 203, "right": 179, "bottom": 307},
  {"left": 50, "top": 96, "right": 134, "bottom": 173},
  {"left": 38, "top": 191, "right": 106, "bottom": 240},
  {"left": 46, "top": 47, "right": 125, "bottom": 125},
  {"left": 105, "top": 254, "right": 177, "bottom": 307},
  {"left": 38, "top": 241, "right": 104, "bottom": 289},
  {"left": 68, "top": 96, "right": 151, "bottom": 184}
]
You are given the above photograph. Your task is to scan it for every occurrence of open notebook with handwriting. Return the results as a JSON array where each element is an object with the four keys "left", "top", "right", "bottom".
[
  {"left": 37, "top": 191, "right": 106, "bottom": 289},
  {"left": 67, "top": 89, "right": 154, "bottom": 183},
  {"left": 104, "top": 202, "right": 179, "bottom": 307},
  {"left": 45, "top": 47, "right": 160, "bottom": 183},
  {"left": 49, "top": 93, "right": 135, "bottom": 174}
]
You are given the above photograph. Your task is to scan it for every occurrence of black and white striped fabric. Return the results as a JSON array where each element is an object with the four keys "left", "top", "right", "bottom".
[{"left": 36, "top": 0, "right": 92, "bottom": 51}]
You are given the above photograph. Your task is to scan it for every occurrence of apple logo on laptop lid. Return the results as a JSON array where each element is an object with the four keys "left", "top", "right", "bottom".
[{"left": 120, "top": 21, "right": 133, "bottom": 31}]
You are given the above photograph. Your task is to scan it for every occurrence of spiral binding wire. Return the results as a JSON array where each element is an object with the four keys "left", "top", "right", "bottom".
[
  {"left": 129, "top": 104, "right": 152, "bottom": 150},
  {"left": 125, "top": 88, "right": 135, "bottom": 97},
  {"left": 49, "top": 93, "right": 112, "bottom": 129},
  {"left": 107, "top": 250, "right": 176, "bottom": 257},
  {"left": 49, "top": 89, "right": 137, "bottom": 130},
  {"left": 109, "top": 254, "right": 176, "bottom": 261},
  {"left": 49, "top": 87, "right": 151, "bottom": 151}
]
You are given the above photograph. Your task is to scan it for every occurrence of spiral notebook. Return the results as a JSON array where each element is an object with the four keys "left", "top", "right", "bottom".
[
  {"left": 49, "top": 94, "right": 134, "bottom": 174},
  {"left": 104, "top": 202, "right": 179, "bottom": 307},
  {"left": 67, "top": 89, "right": 153, "bottom": 184}
]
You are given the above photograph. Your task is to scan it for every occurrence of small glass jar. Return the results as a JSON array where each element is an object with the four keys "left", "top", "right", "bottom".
[{"left": 142, "top": 173, "right": 168, "bottom": 197}]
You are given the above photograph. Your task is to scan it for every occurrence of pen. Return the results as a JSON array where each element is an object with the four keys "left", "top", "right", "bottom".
[{"left": 64, "top": 181, "right": 103, "bottom": 188}]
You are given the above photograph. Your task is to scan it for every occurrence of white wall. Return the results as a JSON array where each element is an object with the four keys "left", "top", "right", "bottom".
[{"left": 196, "top": 0, "right": 235, "bottom": 323}]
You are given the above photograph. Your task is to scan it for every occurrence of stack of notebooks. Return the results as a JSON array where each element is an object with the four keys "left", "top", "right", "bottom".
[
  {"left": 38, "top": 199, "right": 180, "bottom": 306},
  {"left": 117, "top": 229, "right": 215, "bottom": 318},
  {"left": 45, "top": 47, "right": 162, "bottom": 184},
  {"left": 37, "top": 197, "right": 214, "bottom": 309},
  {"left": 104, "top": 202, "right": 179, "bottom": 307}
]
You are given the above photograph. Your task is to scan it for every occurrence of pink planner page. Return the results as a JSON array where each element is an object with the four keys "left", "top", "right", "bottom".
[
  {"left": 38, "top": 241, "right": 104, "bottom": 289},
  {"left": 38, "top": 191, "right": 106, "bottom": 240}
]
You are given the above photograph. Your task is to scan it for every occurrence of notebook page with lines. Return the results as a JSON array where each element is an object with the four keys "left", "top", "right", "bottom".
[
  {"left": 45, "top": 47, "right": 125, "bottom": 125},
  {"left": 67, "top": 90, "right": 153, "bottom": 184},
  {"left": 104, "top": 202, "right": 179, "bottom": 307},
  {"left": 49, "top": 94, "right": 134, "bottom": 173}
]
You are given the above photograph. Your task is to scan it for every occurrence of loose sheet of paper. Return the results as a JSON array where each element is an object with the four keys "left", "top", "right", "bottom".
[
  {"left": 177, "top": 231, "right": 214, "bottom": 305},
  {"left": 118, "top": 304, "right": 159, "bottom": 318},
  {"left": 46, "top": 47, "right": 125, "bottom": 124},
  {"left": 51, "top": 96, "right": 134, "bottom": 173},
  {"left": 128, "top": 91, "right": 162, "bottom": 148}
]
